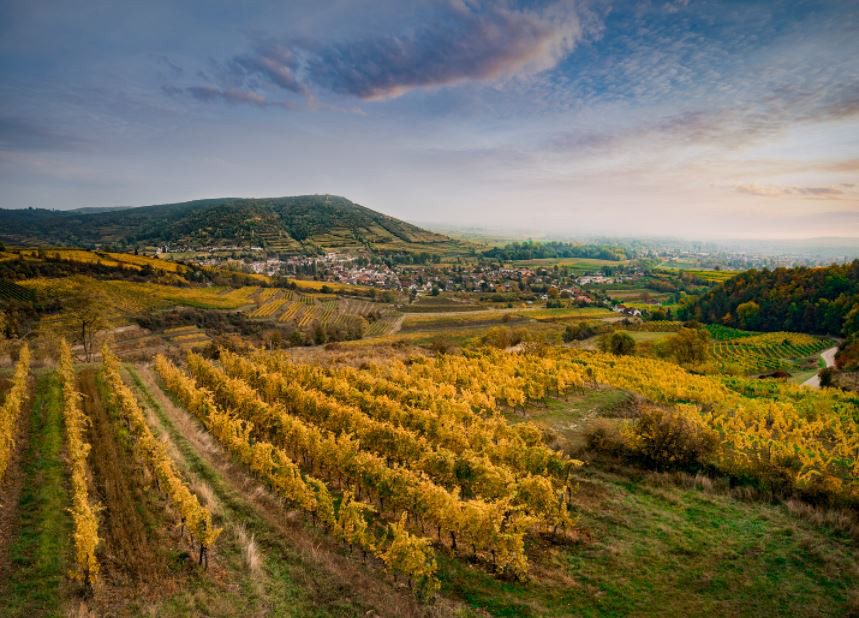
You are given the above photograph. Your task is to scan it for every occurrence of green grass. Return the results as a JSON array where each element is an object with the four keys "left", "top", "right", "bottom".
[
  {"left": 465, "top": 392, "right": 859, "bottom": 616},
  {"left": 1, "top": 371, "right": 73, "bottom": 617},
  {"left": 788, "top": 369, "right": 819, "bottom": 385},
  {"left": 621, "top": 330, "right": 674, "bottom": 343},
  {"left": 439, "top": 467, "right": 857, "bottom": 617},
  {"left": 506, "top": 390, "right": 632, "bottom": 451}
]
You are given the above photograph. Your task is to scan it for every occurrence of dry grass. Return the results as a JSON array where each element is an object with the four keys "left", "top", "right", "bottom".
[
  {"left": 69, "top": 600, "right": 98, "bottom": 617},
  {"left": 784, "top": 499, "right": 859, "bottom": 539},
  {"left": 192, "top": 479, "right": 220, "bottom": 516},
  {"left": 232, "top": 522, "right": 263, "bottom": 576}
]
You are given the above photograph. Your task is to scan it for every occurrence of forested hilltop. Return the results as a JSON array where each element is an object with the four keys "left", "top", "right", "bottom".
[
  {"left": 0, "top": 195, "right": 461, "bottom": 255},
  {"left": 681, "top": 261, "right": 859, "bottom": 338}
]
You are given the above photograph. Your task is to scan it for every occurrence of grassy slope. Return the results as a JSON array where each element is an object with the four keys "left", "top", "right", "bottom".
[
  {"left": 442, "top": 391, "right": 858, "bottom": 617},
  {"left": 440, "top": 467, "right": 856, "bottom": 617},
  {"left": 1, "top": 372, "right": 73, "bottom": 617}
]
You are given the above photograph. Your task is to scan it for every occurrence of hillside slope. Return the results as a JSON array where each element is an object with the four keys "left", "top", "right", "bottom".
[
  {"left": 680, "top": 261, "right": 859, "bottom": 337},
  {"left": 0, "top": 195, "right": 460, "bottom": 255}
]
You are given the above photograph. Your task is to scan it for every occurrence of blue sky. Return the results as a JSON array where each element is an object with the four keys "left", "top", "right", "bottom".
[{"left": 1, "top": 0, "right": 857, "bottom": 239}]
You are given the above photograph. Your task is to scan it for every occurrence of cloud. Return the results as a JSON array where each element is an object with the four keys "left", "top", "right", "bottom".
[
  {"left": 0, "top": 117, "right": 88, "bottom": 151},
  {"left": 177, "top": 0, "right": 587, "bottom": 106},
  {"left": 164, "top": 85, "right": 296, "bottom": 109},
  {"left": 735, "top": 184, "right": 846, "bottom": 198},
  {"left": 230, "top": 44, "right": 308, "bottom": 97},
  {"left": 307, "top": 1, "right": 584, "bottom": 100}
]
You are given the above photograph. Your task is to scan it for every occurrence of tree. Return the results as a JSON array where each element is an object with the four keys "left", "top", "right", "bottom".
[
  {"left": 665, "top": 327, "right": 711, "bottom": 365},
  {"left": 563, "top": 322, "right": 597, "bottom": 342},
  {"left": 736, "top": 301, "right": 760, "bottom": 330},
  {"left": 62, "top": 277, "right": 110, "bottom": 361},
  {"left": 598, "top": 331, "right": 636, "bottom": 356}
]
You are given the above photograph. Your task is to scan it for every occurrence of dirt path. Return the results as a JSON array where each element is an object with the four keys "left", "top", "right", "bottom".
[
  {"left": 77, "top": 367, "right": 165, "bottom": 586},
  {"left": 801, "top": 346, "right": 838, "bottom": 388},
  {"left": 0, "top": 377, "right": 32, "bottom": 581},
  {"left": 132, "top": 363, "right": 456, "bottom": 618}
]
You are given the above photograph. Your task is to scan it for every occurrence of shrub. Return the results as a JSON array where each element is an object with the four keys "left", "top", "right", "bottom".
[
  {"left": 598, "top": 331, "right": 636, "bottom": 355},
  {"left": 584, "top": 418, "right": 628, "bottom": 455},
  {"left": 627, "top": 405, "right": 717, "bottom": 471},
  {"left": 428, "top": 335, "right": 457, "bottom": 354},
  {"left": 563, "top": 321, "right": 598, "bottom": 342}
]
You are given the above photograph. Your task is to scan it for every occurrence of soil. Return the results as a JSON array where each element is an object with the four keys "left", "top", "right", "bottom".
[{"left": 77, "top": 368, "right": 168, "bottom": 587}]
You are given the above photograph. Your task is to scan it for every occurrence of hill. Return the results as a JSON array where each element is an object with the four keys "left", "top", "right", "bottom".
[
  {"left": 680, "top": 261, "right": 859, "bottom": 338},
  {"left": 0, "top": 195, "right": 461, "bottom": 255}
]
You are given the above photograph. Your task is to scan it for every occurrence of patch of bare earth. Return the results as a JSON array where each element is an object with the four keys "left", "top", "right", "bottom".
[{"left": 76, "top": 367, "right": 197, "bottom": 614}]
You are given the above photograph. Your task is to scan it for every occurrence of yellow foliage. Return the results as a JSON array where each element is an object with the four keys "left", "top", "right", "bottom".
[
  {"left": 58, "top": 339, "right": 100, "bottom": 587},
  {"left": 0, "top": 343, "right": 30, "bottom": 483}
]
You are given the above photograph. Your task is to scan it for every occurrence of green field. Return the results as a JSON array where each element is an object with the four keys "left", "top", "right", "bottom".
[
  {"left": 606, "top": 288, "right": 671, "bottom": 302},
  {"left": 509, "top": 257, "right": 632, "bottom": 270}
]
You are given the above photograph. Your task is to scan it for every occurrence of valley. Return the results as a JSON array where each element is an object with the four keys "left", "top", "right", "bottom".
[{"left": 0, "top": 198, "right": 857, "bottom": 616}]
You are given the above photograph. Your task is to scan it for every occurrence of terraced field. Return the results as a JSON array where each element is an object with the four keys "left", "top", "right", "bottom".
[
  {"left": 163, "top": 325, "right": 212, "bottom": 350},
  {"left": 244, "top": 288, "right": 399, "bottom": 335}
]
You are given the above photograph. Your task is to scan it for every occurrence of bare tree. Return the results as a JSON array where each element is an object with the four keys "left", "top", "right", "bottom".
[{"left": 62, "top": 277, "right": 110, "bottom": 362}]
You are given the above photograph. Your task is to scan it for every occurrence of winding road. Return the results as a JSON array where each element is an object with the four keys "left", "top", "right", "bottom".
[{"left": 801, "top": 346, "right": 838, "bottom": 388}]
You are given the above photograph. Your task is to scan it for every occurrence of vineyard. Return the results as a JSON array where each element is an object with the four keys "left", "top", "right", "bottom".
[
  {"left": 20, "top": 277, "right": 259, "bottom": 325},
  {"left": 58, "top": 340, "right": 100, "bottom": 588},
  {"left": 245, "top": 287, "right": 399, "bottom": 335},
  {"left": 13, "top": 248, "right": 188, "bottom": 274},
  {"left": 0, "top": 279, "right": 36, "bottom": 302},
  {"left": 323, "top": 346, "right": 855, "bottom": 504},
  {"left": 0, "top": 334, "right": 855, "bottom": 614},
  {"left": 0, "top": 344, "right": 29, "bottom": 483},
  {"left": 155, "top": 346, "right": 586, "bottom": 592},
  {"left": 709, "top": 331, "right": 834, "bottom": 374}
]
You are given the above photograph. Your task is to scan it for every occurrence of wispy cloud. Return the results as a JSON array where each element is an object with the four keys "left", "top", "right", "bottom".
[
  {"left": 163, "top": 85, "right": 296, "bottom": 109},
  {"left": 175, "top": 0, "right": 588, "bottom": 106},
  {"left": 735, "top": 184, "right": 846, "bottom": 199}
]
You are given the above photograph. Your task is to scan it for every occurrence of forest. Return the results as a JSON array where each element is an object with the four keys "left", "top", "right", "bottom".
[{"left": 681, "top": 261, "right": 859, "bottom": 338}]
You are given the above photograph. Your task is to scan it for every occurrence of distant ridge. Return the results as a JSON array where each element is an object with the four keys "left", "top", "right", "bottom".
[
  {"left": 0, "top": 195, "right": 461, "bottom": 255},
  {"left": 67, "top": 206, "right": 136, "bottom": 214}
]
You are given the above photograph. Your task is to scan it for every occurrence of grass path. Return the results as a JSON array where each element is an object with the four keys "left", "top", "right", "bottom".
[{"left": 0, "top": 371, "right": 73, "bottom": 617}]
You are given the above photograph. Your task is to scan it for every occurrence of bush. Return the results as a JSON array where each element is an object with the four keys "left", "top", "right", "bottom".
[
  {"left": 598, "top": 331, "right": 636, "bottom": 355},
  {"left": 627, "top": 405, "right": 717, "bottom": 471},
  {"left": 664, "top": 327, "right": 710, "bottom": 365},
  {"left": 428, "top": 335, "right": 457, "bottom": 354},
  {"left": 563, "top": 321, "right": 598, "bottom": 342},
  {"left": 481, "top": 326, "right": 525, "bottom": 349},
  {"left": 584, "top": 418, "right": 628, "bottom": 455}
]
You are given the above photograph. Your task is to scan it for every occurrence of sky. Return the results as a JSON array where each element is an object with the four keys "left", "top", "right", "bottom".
[{"left": 1, "top": 0, "right": 858, "bottom": 240}]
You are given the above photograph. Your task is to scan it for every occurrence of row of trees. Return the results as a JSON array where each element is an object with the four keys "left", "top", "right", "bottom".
[{"left": 481, "top": 241, "right": 628, "bottom": 262}]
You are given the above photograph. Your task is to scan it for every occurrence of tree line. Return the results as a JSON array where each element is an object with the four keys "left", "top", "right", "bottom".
[{"left": 481, "top": 241, "right": 628, "bottom": 262}]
